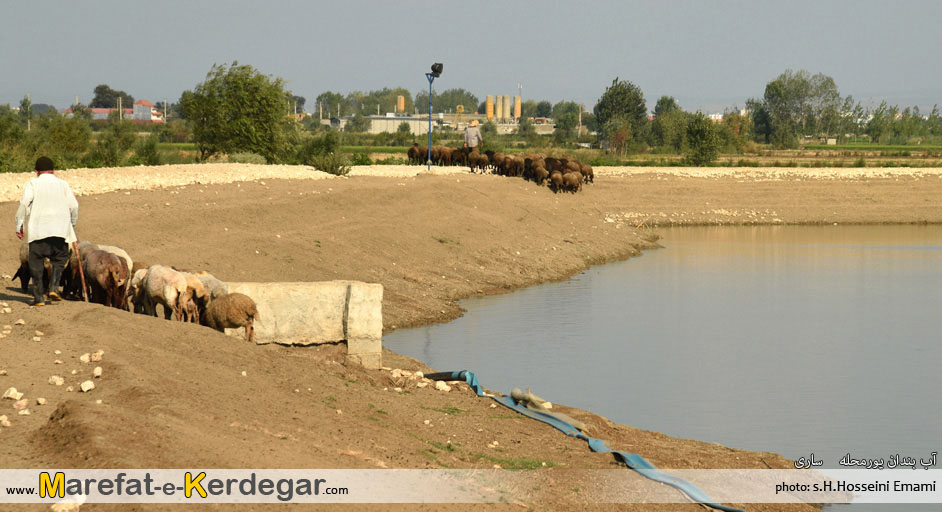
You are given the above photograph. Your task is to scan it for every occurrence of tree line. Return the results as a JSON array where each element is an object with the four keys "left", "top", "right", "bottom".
[{"left": 3, "top": 62, "right": 941, "bottom": 173}]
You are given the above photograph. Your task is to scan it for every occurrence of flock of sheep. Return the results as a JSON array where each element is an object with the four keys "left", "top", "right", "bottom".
[
  {"left": 13, "top": 242, "right": 259, "bottom": 343},
  {"left": 407, "top": 144, "right": 594, "bottom": 193}
]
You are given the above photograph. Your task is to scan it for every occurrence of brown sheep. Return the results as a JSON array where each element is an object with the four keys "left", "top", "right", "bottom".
[
  {"left": 407, "top": 143, "right": 421, "bottom": 165},
  {"left": 563, "top": 172, "right": 583, "bottom": 193},
  {"left": 549, "top": 171, "right": 564, "bottom": 192},
  {"left": 580, "top": 163, "right": 594, "bottom": 183},
  {"left": 84, "top": 250, "right": 129, "bottom": 309},
  {"left": 532, "top": 166, "right": 549, "bottom": 186},
  {"left": 180, "top": 273, "right": 208, "bottom": 323},
  {"left": 202, "top": 292, "right": 259, "bottom": 343},
  {"left": 468, "top": 151, "right": 489, "bottom": 173}
]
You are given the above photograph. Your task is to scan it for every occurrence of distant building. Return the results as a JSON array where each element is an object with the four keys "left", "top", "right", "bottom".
[
  {"left": 708, "top": 113, "right": 724, "bottom": 123},
  {"left": 132, "top": 100, "right": 164, "bottom": 122}
]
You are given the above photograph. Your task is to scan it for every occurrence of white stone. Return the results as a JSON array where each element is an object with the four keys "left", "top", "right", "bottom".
[
  {"left": 13, "top": 399, "right": 28, "bottom": 410},
  {"left": 55, "top": 360, "right": 63, "bottom": 365},
  {"left": 65, "top": 386, "right": 74, "bottom": 392},
  {"left": 0, "top": 415, "right": 9, "bottom": 427},
  {"left": 35, "top": 330, "right": 44, "bottom": 336},
  {"left": 91, "top": 350, "right": 104, "bottom": 362},
  {"left": 36, "top": 398, "right": 46, "bottom": 405},
  {"left": 241, "top": 371, "right": 247, "bottom": 377},
  {"left": 80, "top": 381, "right": 95, "bottom": 393},
  {"left": 416, "top": 382, "right": 428, "bottom": 388},
  {"left": 413, "top": 371, "right": 424, "bottom": 379},
  {"left": 48, "top": 376, "right": 64, "bottom": 386},
  {"left": 17, "top": 409, "right": 29, "bottom": 416},
  {"left": 2, "top": 387, "right": 23, "bottom": 400},
  {"left": 71, "top": 370, "right": 77, "bottom": 375},
  {"left": 32, "top": 337, "right": 41, "bottom": 342},
  {"left": 54, "top": 350, "right": 61, "bottom": 355},
  {"left": 79, "top": 353, "right": 90, "bottom": 363},
  {"left": 434, "top": 381, "right": 451, "bottom": 392},
  {"left": 13, "top": 319, "right": 24, "bottom": 325},
  {"left": 0, "top": 370, "right": 6, "bottom": 376},
  {"left": 93, "top": 367, "right": 102, "bottom": 378}
]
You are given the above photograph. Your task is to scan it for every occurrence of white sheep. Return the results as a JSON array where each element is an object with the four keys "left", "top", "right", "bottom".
[
  {"left": 126, "top": 268, "right": 148, "bottom": 314},
  {"left": 142, "top": 265, "right": 188, "bottom": 320}
]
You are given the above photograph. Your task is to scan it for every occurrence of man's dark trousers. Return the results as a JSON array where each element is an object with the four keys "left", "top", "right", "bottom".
[{"left": 28, "top": 236, "right": 69, "bottom": 302}]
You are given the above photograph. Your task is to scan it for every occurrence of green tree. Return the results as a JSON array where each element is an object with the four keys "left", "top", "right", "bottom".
[
  {"left": 554, "top": 112, "right": 578, "bottom": 143},
  {"left": 601, "top": 115, "right": 632, "bottom": 156},
  {"left": 653, "top": 96, "right": 680, "bottom": 118},
  {"left": 19, "top": 95, "right": 32, "bottom": 130},
  {"left": 746, "top": 97, "right": 771, "bottom": 144},
  {"left": 594, "top": 77, "right": 647, "bottom": 142},
  {"left": 520, "top": 99, "right": 539, "bottom": 119},
  {"left": 535, "top": 101, "right": 552, "bottom": 118},
  {"left": 551, "top": 101, "right": 581, "bottom": 120},
  {"left": 315, "top": 91, "right": 350, "bottom": 118},
  {"left": 343, "top": 114, "right": 371, "bottom": 132},
  {"left": 517, "top": 117, "right": 535, "bottom": 137},
  {"left": 652, "top": 109, "right": 688, "bottom": 151},
  {"left": 760, "top": 69, "right": 843, "bottom": 147},
  {"left": 90, "top": 84, "right": 134, "bottom": 109},
  {"left": 181, "top": 62, "right": 292, "bottom": 162},
  {"left": 414, "top": 88, "right": 478, "bottom": 114},
  {"left": 685, "top": 113, "right": 719, "bottom": 165}
]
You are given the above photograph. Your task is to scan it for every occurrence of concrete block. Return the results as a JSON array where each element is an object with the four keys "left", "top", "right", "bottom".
[
  {"left": 344, "top": 282, "right": 384, "bottom": 369},
  {"left": 224, "top": 281, "right": 383, "bottom": 368}
]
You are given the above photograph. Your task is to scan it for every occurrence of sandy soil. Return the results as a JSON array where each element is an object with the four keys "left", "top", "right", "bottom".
[{"left": 2, "top": 163, "right": 939, "bottom": 511}]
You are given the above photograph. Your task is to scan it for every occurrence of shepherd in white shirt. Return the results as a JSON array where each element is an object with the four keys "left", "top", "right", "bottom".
[{"left": 14, "top": 156, "right": 78, "bottom": 306}]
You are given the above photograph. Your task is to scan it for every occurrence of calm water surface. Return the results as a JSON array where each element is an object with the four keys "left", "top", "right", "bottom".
[{"left": 385, "top": 225, "right": 942, "bottom": 479}]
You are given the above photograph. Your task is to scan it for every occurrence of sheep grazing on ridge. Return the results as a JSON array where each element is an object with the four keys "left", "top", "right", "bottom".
[
  {"left": 202, "top": 292, "right": 259, "bottom": 343},
  {"left": 141, "top": 265, "right": 188, "bottom": 320},
  {"left": 84, "top": 250, "right": 129, "bottom": 309},
  {"left": 126, "top": 269, "right": 148, "bottom": 314},
  {"left": 12, "top": 242, "right": 56, "bottom": 293},
  {"left": 179, "top": 273, "right": 208, "bottom": 323}
]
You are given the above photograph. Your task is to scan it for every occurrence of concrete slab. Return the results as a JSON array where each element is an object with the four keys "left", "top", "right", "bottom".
[{"left": 224, "top": 281, "right": 383, "bottom": 368}]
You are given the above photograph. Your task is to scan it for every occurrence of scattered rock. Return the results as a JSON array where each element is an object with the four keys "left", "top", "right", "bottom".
[
  {"left": 2, "top": 325, "right": 10, "bottom": 330},
  {"left": 80, "top": 381, "right": 95, "bottom": 393},
  {"left": 13, "top": 399, "right": 29, "bottom": 410},
  {"left": 65, "top": 386, "right": 74, "bottom": 392},
  {"left": 32, "top": 336, "right": 41, "bottom": 342},
  {"left": 91, "top": 350, "right": 104, "bottom": 362},
  {"left": 79, "top": 353, "right": 90, "bottom": 363},
  {"left": 434, "top": 381, "right": 451, "bottom": 392},
  {"left": 335, "top": 409, "right": 342, "bottom": 415},
  {"left": 241, "top": 371, "right": 247, "bottom": 377},
  {"left": 0, "top": 415, "right": 10, "bottom": 427},
  {"left": 13, "top": 319, "right": 24, "bottom": 325},
  {"left": 54, "top": 350, "right": 61, "bottom": 355},
  {"left": 0, "top": 370, "right": 6, "bottom": 376},
  {"left": 55, "top": 360, "right": 63, "bottom": 365},
  {"left": 50, "top": 501, "right": 83, "bottom": 512},
  {"left": 393, "top": 387, "right": 403, "bottom": 393},
  {"left": 36, "top": 398, "right": 46, "bottom": 406},
  {"left": 95, "top": 400, "right": 102, "bottom": 405},
  {"left": 71, "top": 370, "right": 77, "bottom": 375},
  {"left": 17, "top": 409, "right": 29, "bottom": 416},
  {"left": 48, "top": 376, "right": 64, "bottom": 386},
  {"left": 1, "top": 308, "right": 11, "bottom": 314},
  {"left": 400, "top": 370, "right": 412, "bottom": 377},
  {"left": 416, "top": 382, "right": 428, "bottom": 388},
  {"left": 423, "top": 419, "right": 431, "bottom": 425},
  {"left": 413, "top": 371, "right": 424, "bottom": 379},
  {"left": 2, "top": 387, "right": 23, "bottom": 400},
  {"left": 35, "top": 330, "right": 44, "bottom": 336},
  {"left": 490, "top": 403, "right": 497, "bottom": 408},
  {"left": 93, "top": 367, "right": 102, "bottom": 378}
]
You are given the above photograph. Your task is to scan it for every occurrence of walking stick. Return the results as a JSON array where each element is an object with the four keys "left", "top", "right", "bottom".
[{"left": 71, "top": 241, "right": 89, "bottom": 302}]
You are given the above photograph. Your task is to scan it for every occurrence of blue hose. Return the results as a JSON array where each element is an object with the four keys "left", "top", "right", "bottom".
[{"left": 426, "top": 370, "right": 747, "bottom": 512}]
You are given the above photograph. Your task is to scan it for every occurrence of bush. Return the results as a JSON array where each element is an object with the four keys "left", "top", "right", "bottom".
[
  {"left": 310, "top": 152, "right": 350, "bottom": 176},
  {"left": 228, "top": 152, "right": 267, "bottom": 164},
  {"left": 296, "top": 131, "right": 340, "bottom": 165},
  {"left": 131, "top": 134, "right": 162, "bottom": 166},
  {"left": 350, "top": 151, "right": 372, "bottom": 166}
]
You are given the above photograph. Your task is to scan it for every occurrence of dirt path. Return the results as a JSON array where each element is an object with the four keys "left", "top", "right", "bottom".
[{"left": 2, "top": 164, "right": 937, "bottom": 511}]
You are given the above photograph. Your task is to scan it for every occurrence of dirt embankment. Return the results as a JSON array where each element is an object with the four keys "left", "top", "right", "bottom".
[{"left": 2, "top": 163, "right": 937, "bottom": 511}]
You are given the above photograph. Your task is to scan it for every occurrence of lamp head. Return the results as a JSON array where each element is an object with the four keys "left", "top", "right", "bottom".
[{"left": 430, "top": 63, "right": 443, "bottom": 77}]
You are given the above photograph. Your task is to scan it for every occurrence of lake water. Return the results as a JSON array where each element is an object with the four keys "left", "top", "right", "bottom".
[{"left": 385, "top": 225, "right": 941, "bottom": 505}]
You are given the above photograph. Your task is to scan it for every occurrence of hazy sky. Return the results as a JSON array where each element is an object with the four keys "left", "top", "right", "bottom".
[{"left": 2, "top": 0, "right": 940, "bottom": 113}]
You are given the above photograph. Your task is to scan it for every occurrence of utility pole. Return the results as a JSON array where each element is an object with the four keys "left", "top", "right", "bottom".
[
  {"left": 118, "top": 96, "right": 122, "bottom": 120},
  {"left": 26, "top": 93, "right": 30, "bottom": 131}
]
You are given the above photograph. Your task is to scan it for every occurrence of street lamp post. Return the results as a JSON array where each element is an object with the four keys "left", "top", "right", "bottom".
[{"left": 426, "top": 63, "right": 443, "bottom": 171}]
